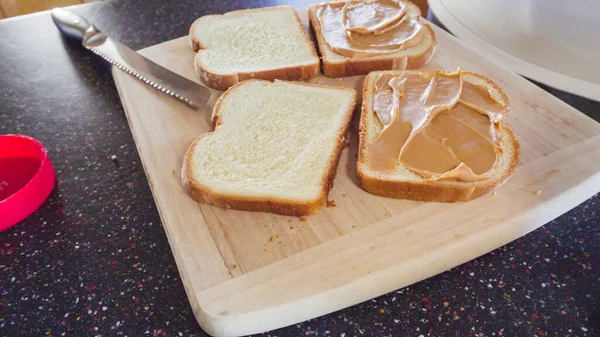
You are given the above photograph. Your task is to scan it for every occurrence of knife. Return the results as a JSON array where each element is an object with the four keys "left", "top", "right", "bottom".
[{"left": 50, "top": 8, "right": 210, "bottom": 109}]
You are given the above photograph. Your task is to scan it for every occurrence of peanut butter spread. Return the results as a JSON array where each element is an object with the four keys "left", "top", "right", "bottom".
[
  {"left": 366, "top": 69, "right": 508, "bottom": 182},
  {"left": 316, "top": 0, "right": 425, "bottom": 57}
]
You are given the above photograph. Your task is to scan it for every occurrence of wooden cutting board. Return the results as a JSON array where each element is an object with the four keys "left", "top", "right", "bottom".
[{"left": 112, "top": 8, "right": 600, "bottom": 337}]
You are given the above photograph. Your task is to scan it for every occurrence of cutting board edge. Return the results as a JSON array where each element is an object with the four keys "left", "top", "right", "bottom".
[
  {"left": 185, "top": 135, "right": 600, "bottom": 337},
  {"left": 111, "top": 66, "right": 232, "bottom": 292}
]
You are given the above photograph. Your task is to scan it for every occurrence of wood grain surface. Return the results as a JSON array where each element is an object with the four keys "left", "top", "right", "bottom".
[
  {"left": 0, "top": 0, "right": 96, "bottom": 19},
  {"left": 111, "top": 8, "right": 600, "bottom": 337}
]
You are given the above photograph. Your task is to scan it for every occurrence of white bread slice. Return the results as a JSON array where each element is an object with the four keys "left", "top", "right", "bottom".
[
  {"left": 358, "top": 70, "right": 520, "bottom": 202},
  {"left": 308, "top": 0, "right": 437, "bottom": 78},
  {"left": 183, "top": 80, "right": 357, "bottom": 216},
  {"left": 189, "top": 6, "right": 321, "bottom": 90}
]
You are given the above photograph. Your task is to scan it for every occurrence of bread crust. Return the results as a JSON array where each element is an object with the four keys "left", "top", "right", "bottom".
[
  {"left": 357, "top": 70, "right": 520, "bottom": 203},
  {"left": 189, "top": 6, "right": 321, "bottom": 91},
  {"left": 182, "top": 80, "right": 357, "bottom": 216},
  {"left": 308, "top": 2, "right": 437, "bottom": 78}
]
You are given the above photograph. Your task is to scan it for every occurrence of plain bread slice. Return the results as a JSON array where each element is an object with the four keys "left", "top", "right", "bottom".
[
  {"left": 183, "top": 80, "right": 357, "bottom": 216},
  {"left": 190, "top": 6, "right": 321, "bottom": 90}
]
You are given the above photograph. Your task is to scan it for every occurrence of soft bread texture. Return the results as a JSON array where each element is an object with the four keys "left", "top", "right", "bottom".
[
  {"left": 358, "top": 70, "right": 520, "bottom": 202},
  {"left": 183, "top": 80, "right": 357, "bottom": 216},
  {"left": 189, "top": 6, "right": 321, "bottom": 90},
  {"left": 308, "top": 1, "right": 437, "bottom": 78}
]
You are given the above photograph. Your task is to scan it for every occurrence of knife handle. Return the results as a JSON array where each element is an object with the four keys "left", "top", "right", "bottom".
[{"left": 51, "top": 8, "right": 92, "bottom": 40}]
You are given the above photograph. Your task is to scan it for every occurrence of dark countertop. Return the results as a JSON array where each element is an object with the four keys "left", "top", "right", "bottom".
[{"left": 1, "top": 1, "right": 598, "bottom": 336}]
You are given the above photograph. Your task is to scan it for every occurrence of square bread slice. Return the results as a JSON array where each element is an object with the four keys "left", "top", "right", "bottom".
[
  {"left": 183, "top": 80, "right": 357, "bottom": 216},
  {"left": 189, "top": 6, "right": 321, "bottom": 90},
  {"left": 308, "top": 0, "right": 437, "bottom": 78},
  {"left": 358, "top": 70, "right": 520, "bottom": 202}
]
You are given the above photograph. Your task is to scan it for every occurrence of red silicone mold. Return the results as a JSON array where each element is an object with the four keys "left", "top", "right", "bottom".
[{"left": 0, "top": 134, "right": 56, "bottom": 231}]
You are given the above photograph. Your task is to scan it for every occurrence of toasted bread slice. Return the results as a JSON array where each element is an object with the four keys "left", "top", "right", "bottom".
[
  {"left": 358, "top": 70, "right": 520, "bottom": 202},
  {"left": 183, "top": 80, "right": 357, "bottom": 216},
  {"left": 308, "top": 0, "right": 437, "bottom": 78},
  {"left": 189, "top": 6, "right": 321, "bottom": 90}
]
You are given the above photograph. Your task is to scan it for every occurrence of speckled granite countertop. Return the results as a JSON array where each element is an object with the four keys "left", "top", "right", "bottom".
[{"left": 1, "top": 1, "right": 599, "bottom": 336}]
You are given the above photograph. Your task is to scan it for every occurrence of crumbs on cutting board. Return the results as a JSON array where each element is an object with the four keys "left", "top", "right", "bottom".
[
  {"left": 327, "top": 200, "right": 337, "bottom": 207},
  {"left": 299, "top": 217, "right": 306, "bottom": 222},
  {"left": 535, "top": 189, "right": 543, "bottom": 196}
]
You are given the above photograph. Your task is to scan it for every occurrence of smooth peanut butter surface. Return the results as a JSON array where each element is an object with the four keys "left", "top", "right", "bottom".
[
  {"left": 316, "top": 0, "right": 425, "bottom": 57},
  {"left": 367, "top": 70, "right": 508, "bottom": 182}
]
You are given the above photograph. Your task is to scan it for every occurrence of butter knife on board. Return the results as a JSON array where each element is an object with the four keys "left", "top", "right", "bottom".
[{"left": 51, "top": 8, "right": 210, "bottom": 109}]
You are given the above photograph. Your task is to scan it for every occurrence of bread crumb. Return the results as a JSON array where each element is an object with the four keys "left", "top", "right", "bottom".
[
  {"left": 232, "top": 264, "right": 237, "bottom": 269},
  {"left": 263, "top": 248, "right": 269, "bottom": 253},
  {"left": 172, "top": 169, "right": 175, "bottom": 173},
  {"left": 341, "top": 136, "right": 350, "bottom": 148},
  {"left": 299, "top": 217, "right": 306, "bottom": 222},
  {"left": 342, "top": 194, "right": 346, "bottom": 197},
  {"left": 268, "top": 236, "right": 273, "bottom": 242},
  {"left": 278, "top": 241, "right": 283, "bottom": 245},
  {"left": 110, "top": 155, "right": 117, "bottom": 160},
  {"left": 492, "top": 191, "right": 497, "bottom": 196},
  {"left": 289, "top": 226, "right": 294, "bottom": 230},
  {"left": 275, "top": 235, "right": 279, "bottom": 238},
  {"left": 535, "top": 189, "right": 542, "bottom": 196},
  {"left": 327, "top": 200, "right": 337, "bottom": 207}
]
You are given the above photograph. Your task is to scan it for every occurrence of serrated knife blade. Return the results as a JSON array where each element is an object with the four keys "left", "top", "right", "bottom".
[{"left": 51, "top": 8, "right": 210, "bottom": 109}]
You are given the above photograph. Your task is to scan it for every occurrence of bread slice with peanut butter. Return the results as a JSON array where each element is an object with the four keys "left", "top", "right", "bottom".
[
  {"left": 358, "top": 69, "right": 520, "bottom": 202},
  {"left": 308, "top": 0, "right": 437, "bottom": 78}
]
